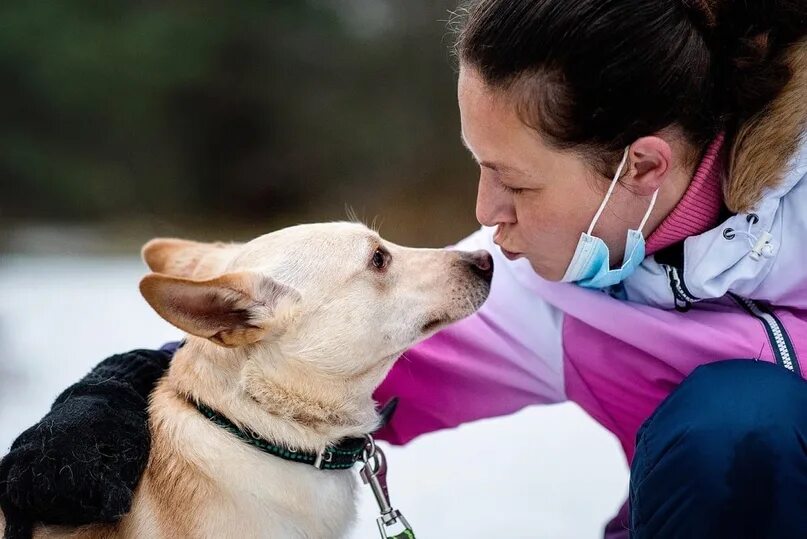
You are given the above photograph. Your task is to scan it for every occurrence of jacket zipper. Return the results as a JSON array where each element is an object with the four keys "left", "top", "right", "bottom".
[
  {"left": 665, "top": 265, "right": 698, "bottom": 312},
  {"left": 661, "top": 257, "right": 800, "bottom": 375},
  {"left": 730, "top": 293, "right": 801, "bottom": 375}
]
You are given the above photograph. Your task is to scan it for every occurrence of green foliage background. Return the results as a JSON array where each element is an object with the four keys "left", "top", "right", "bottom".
[{"left": 0, "top": 0, "right": 478, "bottom": 248}]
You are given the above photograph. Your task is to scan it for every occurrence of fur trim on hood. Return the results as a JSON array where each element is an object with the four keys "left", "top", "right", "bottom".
[{"left": 728, "top": 38, "right": 807, "bottom": 212}]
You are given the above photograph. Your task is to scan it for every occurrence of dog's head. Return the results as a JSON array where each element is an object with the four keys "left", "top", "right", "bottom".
[{"left": 139, "top": 222, "right": 492, "bottom": 379}]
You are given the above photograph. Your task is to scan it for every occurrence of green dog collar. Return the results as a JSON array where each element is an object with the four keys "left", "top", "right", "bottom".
[{"left": 196, "top": 402, "right": 366, "bottom": 470}]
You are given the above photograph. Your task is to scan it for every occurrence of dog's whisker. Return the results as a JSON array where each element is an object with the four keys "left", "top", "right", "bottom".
[
  {"left": 344, "top": 204, "right": 360, "bottom": 224},
  {"left": 372, "top": 215, "right": 385, "bottom": 235}
]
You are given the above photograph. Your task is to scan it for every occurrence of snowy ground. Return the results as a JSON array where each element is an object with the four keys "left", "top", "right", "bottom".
[{"left": 0, "top": 255, "right": 629, "bottom": 538}]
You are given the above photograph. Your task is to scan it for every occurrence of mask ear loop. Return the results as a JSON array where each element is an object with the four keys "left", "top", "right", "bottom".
[
  {"left": 638, "top": 189, "right": 660, "bottom": 234},
  {"left": 587, "top": 147, "right": 631, "bottom": 236}
]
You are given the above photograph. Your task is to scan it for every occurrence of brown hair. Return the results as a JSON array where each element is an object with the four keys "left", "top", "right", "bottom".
[{"left": 455, "top": 0, "right": 807, "bottom": 211}]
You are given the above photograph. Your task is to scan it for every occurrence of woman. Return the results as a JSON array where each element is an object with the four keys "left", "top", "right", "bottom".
[{"left": 3, "top": 0, "right": 807, "bottom": 537}]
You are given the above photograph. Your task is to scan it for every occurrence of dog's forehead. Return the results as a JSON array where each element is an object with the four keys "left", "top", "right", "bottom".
[{"left": 230, "top": 222, "right": 378, "bottom": 276}]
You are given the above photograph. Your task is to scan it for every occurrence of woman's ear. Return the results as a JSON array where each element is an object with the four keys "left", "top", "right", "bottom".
[
  {"left": 624, "top": 136, "right": 672, "bottom": 196},
  {"left": 139, "top": 271, "right": 301, "bottom": 348}
]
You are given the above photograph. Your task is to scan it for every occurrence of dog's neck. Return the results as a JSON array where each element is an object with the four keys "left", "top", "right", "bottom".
[{"left": 165, "top": 338, "right": 390, "bottom": 452}]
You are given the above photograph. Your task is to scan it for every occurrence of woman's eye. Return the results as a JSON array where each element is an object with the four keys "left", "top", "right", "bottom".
[
  {"left": 499, "top": 181, "right": 524, "bottom": 195},
  {"left": 372, "top": 248, "right": 388, "bottom": 270}
]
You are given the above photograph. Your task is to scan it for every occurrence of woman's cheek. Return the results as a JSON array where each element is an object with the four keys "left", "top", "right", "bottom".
[{"left": 518, "top": 198, "right": 584, "bottom": 275}]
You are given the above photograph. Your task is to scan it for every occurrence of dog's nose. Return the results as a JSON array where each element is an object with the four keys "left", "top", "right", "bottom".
[{"left": 461, "top": 250, "right": 494, "bottom": 284}]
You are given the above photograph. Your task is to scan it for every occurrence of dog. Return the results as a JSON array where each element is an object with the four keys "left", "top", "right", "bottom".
[{"left": 1, "top": 222, "right": 493, "bottom": 538}]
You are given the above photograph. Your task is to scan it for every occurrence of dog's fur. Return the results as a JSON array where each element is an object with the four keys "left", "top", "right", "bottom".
[{"left": 1, "top": 222, "right": 492, "bottom": 538}]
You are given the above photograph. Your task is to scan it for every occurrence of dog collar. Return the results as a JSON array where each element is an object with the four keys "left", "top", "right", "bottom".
[
  {"left": 196, "top": 402, "right": 366, "bottom": 470},
  {"left": 196, "top": 401, "right": 416, "bottom": 538}
]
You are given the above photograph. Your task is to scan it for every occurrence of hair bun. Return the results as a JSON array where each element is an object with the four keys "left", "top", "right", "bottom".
[
  {"left": 705, "top": 0, "right": 807, "bottom": 124},
  {"left": 681, "top": 0, "right": 718, "bottom": 34}
]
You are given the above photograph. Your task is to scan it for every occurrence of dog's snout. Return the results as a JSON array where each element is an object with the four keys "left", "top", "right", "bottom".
[{"left": 461, "top": 250, "right": 494, "bottom": 284}]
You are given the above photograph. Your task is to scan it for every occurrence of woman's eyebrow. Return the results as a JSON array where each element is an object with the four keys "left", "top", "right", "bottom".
[{"left": 459, "top": 132, "right": 522, "bottom": 175}]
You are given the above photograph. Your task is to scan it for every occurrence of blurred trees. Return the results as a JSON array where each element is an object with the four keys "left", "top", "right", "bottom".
[{"left": 0, "top": 0, "right": 479, "bottom": 246}]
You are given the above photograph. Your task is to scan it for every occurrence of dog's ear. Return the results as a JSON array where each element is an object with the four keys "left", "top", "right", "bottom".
[
  {"left": 139, "top": 271, "right": 300, "bottom": 348},
  {"left": 141, "top": 238, "right": 240, "bottom": 279}
]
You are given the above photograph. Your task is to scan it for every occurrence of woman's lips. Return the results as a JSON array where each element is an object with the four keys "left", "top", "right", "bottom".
[
  {"left": 494, "top": 230, "right": 523, "bottom": 260},
  {"left": 499, "top": 246, "right": 523, "bottom": 260}
]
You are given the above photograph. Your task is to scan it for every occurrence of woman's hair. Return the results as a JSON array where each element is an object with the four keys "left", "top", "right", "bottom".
[{"left": 454, "top": 0, "right": 807, "bottom": 210}]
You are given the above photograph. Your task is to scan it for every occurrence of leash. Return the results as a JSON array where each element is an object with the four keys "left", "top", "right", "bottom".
[{"left": 195, "top": 402, "right": 415, "bottom": 538}]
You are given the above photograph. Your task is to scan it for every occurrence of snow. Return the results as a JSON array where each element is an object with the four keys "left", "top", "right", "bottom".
[{"left": 0, "top": 255, "right": 629, "bottom": 538}]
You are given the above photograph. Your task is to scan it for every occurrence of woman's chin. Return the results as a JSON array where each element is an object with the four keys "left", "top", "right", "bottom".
[{"left": 524, "top": 256, "right": 565, "bottom": 282}]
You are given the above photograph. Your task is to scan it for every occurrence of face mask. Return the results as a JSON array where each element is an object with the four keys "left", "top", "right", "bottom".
[{"left": 561, "top": 147, "right": 659, "bottom": 289}]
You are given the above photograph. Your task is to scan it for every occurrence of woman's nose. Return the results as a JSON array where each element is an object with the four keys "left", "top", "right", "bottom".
[{"left": 475, "top": 176, "right": 517, "bottom": 227}]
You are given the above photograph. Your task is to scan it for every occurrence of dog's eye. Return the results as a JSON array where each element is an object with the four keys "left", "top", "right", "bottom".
[{"left": 372, "top": 248, "right": 388, "bottom": 270}]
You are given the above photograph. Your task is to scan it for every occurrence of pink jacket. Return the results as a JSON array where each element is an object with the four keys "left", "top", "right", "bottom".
[{"left": 373, "top": 129, "right": 807, "bottom": 465}]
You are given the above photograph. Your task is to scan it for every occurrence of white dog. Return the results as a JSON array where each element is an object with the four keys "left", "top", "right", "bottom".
[{"left": 2, "top": 222, "right": 492, "bottom": 538}]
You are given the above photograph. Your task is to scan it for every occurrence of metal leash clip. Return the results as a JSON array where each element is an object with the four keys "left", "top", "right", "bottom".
[{"left": 359, "top": 434, "right": 415, "bottom": 539}]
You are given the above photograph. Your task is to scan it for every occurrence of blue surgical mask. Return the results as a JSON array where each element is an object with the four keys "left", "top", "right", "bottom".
[{"left": 561, "top": 147, "right": 659, "bottom": 289}]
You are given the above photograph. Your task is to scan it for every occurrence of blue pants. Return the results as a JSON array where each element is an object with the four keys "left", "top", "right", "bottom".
[{"left": 629, "top": 360, "right": 807, "bottom": 538}]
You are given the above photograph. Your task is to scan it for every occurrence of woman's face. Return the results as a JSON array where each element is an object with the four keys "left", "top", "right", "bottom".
[{"left": 458, "top": 66, "right": 658, "bottom": 281}]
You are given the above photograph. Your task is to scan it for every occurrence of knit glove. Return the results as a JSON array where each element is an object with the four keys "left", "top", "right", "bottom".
[{"left": 0, "top": 349, "right": 173, "bottom": 537}]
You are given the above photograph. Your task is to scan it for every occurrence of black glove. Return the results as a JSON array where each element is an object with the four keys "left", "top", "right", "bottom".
[{"left": 0, "top": 348, "right": 173, "bottom": 537}]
